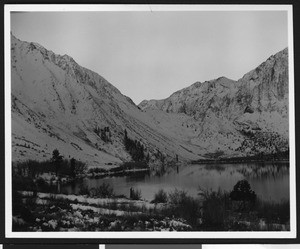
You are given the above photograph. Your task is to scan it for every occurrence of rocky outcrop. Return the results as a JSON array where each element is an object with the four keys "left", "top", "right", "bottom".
[{"left": 139, "top": 48, "right": 289, "bottom": 157}]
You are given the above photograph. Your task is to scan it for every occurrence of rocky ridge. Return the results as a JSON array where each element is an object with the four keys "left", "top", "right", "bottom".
[
  {"left": 11, "top": 34, "right": 289, "bottom": 167},
  {"left": 139, "top": 48, "right": 289, "bottom": 158},
  {"left": 11, "top": 34, "right": 202, "bottom": 168}
]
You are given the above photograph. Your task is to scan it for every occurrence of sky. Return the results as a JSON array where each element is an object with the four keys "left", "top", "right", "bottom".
[{"left": 10, "top": 9, "right": 288, "bottom": 104}]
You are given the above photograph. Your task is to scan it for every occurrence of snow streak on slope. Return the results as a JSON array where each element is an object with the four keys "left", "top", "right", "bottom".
[{"left": 139, "top": 49, "right": 289, "bottom": 157}]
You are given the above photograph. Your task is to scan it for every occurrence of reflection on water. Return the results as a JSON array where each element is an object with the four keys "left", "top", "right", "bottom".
[{"left": 62, "top": 162, "right": 289, "bottom": 203}]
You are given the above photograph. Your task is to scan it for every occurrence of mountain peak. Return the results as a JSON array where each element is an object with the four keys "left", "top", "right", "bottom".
[
  {"left": 61, "top": 54, "right": 76, "bottom": 63},
  {"left": 11, "top": 34, "right": 289, "bottom": 163},
  {"left": 241, "top": 47, "right": 288, "bottom": 83},
  {"left": 216, "top": 76, "right": 229, "bottom": 81},
  {"left": 12, "top": 34, "right": 204, "bottom": 166}
]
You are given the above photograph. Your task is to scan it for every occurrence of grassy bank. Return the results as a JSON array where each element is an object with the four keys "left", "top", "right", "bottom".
[{"left": 12, "top": 179, "right": 290, "bottom": 231}]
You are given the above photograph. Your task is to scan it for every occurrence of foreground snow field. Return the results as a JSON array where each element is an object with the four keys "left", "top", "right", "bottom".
[{"left": 14, "top": 191, "right": 192, "bottom": 232}]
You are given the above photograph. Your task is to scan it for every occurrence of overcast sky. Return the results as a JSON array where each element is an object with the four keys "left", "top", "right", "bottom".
[{"left": 11, "top": 10, "right": 288, "bottom": 104}]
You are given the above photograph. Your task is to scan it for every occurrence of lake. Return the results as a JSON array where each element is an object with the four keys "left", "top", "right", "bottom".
[{"left": 62, "top": 162, "right": 289, "bottom": 203}]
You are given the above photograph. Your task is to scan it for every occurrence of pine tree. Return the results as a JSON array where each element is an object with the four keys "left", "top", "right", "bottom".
[
  {"left": 51, "top": 149, "right": 63, "bottom": 177},
  {"left": 70, "top": 157, "right": 76, "bottom": 178},
  {"left": 123, "top": 129, "right": 146, "bottom": 162}
]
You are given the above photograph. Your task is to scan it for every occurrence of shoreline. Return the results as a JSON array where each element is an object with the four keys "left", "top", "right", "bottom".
[
  {"left": 87, "top": 168, "right": 150, "bottom": 178},
  {"left": 191, "top": 158, "right": 289, "bottom": 165}
]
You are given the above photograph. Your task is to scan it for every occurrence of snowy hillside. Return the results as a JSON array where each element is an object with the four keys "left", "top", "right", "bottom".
[
  {"left": 139, "top": 48, "right": 289, "bottom": 157},
  {"left": 11, "top": 34, "right": 203, "bottom": 168},
  {"left": 11, "top": 33, "right": 289, "bottom": 165}
]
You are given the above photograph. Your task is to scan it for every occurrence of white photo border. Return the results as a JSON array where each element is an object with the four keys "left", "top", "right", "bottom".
[{"left": 4, "top": 4, "right": 296, "bottom": 239}]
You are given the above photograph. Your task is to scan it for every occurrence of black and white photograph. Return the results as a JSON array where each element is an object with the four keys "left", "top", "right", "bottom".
[{"left": 4, "top": 4, "right": 296, "bottom": 239}]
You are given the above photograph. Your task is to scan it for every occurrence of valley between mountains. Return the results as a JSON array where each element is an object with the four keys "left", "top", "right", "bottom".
[
  {"left": 10, "top": 34, "right": 291, "bottom": 232},
  {"left": 11, "top": 34, "right": 289, "bottom": 169}
]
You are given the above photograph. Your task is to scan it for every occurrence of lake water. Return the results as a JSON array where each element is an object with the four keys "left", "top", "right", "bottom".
[{"left": 63, "top": 162, "right": 289, "bottom": 203}]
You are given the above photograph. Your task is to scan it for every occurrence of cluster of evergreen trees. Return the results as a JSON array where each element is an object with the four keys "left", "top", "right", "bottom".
[
  {"left": 124, "top": 129, "right": 146, "bottom": 162},
  {"left": 94, "top": 126, "right": 111, "bottom": 143},
  {"left": 154, "top": 149, "right": 166, "bottom": 165},
  {"left": 13, "top": 149, "right": 87, "bottom": 179},
  {"left": 51, "top": 149, "right": 86, "bottom": 178}
]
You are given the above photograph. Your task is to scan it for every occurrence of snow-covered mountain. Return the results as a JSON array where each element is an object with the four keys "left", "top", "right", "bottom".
[
  {"left": 11, "top": 34, "right": 203, "bottom": 168},
  {"left": 11, "top": 34, "right": 289, "bottom": 167},
  {"left": 139, "top": 48, "right": 289, "bottom": 158}
]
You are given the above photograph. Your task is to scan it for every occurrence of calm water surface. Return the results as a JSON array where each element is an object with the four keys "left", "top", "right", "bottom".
[{"left": 63, "top": 162, "right": 289, "bottom": 203}]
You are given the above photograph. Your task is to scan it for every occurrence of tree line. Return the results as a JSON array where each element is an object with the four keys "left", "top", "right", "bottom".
[{"left": 124, "top": 129, "right": 148, "bottom": 162}]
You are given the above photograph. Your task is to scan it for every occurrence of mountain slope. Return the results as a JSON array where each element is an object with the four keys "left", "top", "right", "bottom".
[
  {"left": 11, "top": 34, "right": 203, "bottom": 168},
  {"left": 139, "top": 48, "right": 289, "bottom": 158},
  {"left": 11, "top": 34, "right": 289, "bottom": 165}
]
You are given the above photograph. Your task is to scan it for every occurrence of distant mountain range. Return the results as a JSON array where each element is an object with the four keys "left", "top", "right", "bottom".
[
  {"left": 11, "top": 34, "right": 289, "bottom": 168},
  {"left": 139, "top": 48, "right": 289, "bottom": 159}
]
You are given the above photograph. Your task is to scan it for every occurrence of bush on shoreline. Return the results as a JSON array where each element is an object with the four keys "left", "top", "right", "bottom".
[
  {"left": 130, "top": 187, "right": 142, "bottom": 200},
  {"left": 152, "top": 189, "right": 168, "bottom": 203},
  {"left": 199, "top": 188, "right": 229, "bottom": 230}
]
